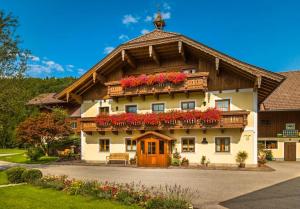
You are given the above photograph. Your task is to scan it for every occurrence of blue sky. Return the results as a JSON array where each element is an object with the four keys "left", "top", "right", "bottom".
[{"left": 1, "top": 0, "right": 300, "bottom": 78}]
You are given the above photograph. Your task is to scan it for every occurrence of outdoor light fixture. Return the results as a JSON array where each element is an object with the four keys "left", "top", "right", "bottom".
[{"left": 201, "top": 137, "right": 208, "bottom": 144}]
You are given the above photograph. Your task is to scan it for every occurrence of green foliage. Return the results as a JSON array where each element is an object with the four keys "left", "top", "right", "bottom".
[
  {"left": 21, "top": 169, "right": 43, "bottom": 183},
  {"left": 201, "top": 155, "right": 206, "bottom": 164},
  {"left": 27, "top": 147, "right": 44, "bottom": 161},
  {"left": 265, "top": 149, "right": 273, "bottom": 161},
  {"left": 0, "top": 77, "right": 76, "bottom": 148},
  {"left": 0, "top": 171, "right": 9, "bottom": 185},
  {"left": 171, "top": 158, "right": 180, "bottom": 166},
  {"left": 6, "top": 167, "right": 26, "bottom": 183},
  {"left": 236, "top": 151, "right": 248, "bottom": 164},
  {"left": 116, "top": 191, "right": 136, "bottom": 205},
  {"left": 145, "top": 198, "right": 188, "bottom": 209}
]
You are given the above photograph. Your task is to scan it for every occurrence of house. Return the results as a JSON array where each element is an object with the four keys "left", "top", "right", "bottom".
[
  {"left": 29, "top": 13, "right": 285, "bottom": 167},
  {"left": 259, "top": 71, "right": 300, "bottom": 161}
]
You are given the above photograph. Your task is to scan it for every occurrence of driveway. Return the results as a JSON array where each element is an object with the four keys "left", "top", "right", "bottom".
[{"left": 31, "top": 162, "right": 300, "bottom": 209}]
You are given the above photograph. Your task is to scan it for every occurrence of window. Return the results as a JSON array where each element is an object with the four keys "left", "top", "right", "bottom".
[
  {"left": 152, "top": 103, "right": 165, "bottom": 113},
  {"left": 148, "top": 142, "right": 156, "bottom": 154},
  {"left": 125, "top": 138, "right": 136, "bottom": 151},
  {"left": 260, "top": 120, "right": 271, "bottom": 125},
  {"left": 125, "top": 105, "right": 137, "bottom": 113},
  {"left": 181, "top": 137, "right": 195, "bottom": 152},
  {"left": 258, "top": 140, "right": 278, "bottom": 149},
  {"left": 99, "top": 139, "right": 110, "bottom": 152},
  {"left": 159, "top": 141, "right": 165, "bottom": 154},
  {"left": 215, "top": 137, "right": 230, "bottom": 152},
  {"left": 99, "top": 107, "right": 109, "bottom": 115},
  {"left": 181, "top": 101, "right": 195, "bottom": 110},
  {"left": 70, "top": 122, "right": 77, "bottom": 129},
  {"left": 215, "top": 99, "right": 230, "bottom": 111},
  {"left": 183, "top": 69, "right": 196, "bottom": 74}
]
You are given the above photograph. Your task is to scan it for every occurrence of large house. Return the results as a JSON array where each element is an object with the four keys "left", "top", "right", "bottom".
[{"left": 29, "top": 13, "right": 288, "bottom": 167}]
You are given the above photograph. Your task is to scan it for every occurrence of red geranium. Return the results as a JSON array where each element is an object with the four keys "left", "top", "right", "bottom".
[
  {"left": 125, "top": 113, "right": 143, "bottom": 126},
  {"left": 143, "top": 113, "right": 160, "bottom": 126},
  {"left": 95, "top": 115, "right": 111, "bottom": 128},
  {"left": 201, "top": 108, "right": 221, "bottom": 124}
]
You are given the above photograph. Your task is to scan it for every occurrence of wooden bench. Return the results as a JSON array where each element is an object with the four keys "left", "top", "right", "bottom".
[{"left": 106, "top": 153, "right": 129, "bottom": 165}]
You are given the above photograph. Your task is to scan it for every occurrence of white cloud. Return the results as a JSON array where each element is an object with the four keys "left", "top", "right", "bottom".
[
  {"left": 145, "top": 15, "right": 152, "bottom": 22},
  {"left": 119, "top": 34, "right": 129, "bottom": 41},
  {"left": 163, "top": 2, "right": 171, "bottom": 10},
  {"left": 66, "top": 64, "right": 74, "bottom": 72},
  {"left": 77, "top": 68, "right": 85, "bottom": 75},
  {"left": 103, "top": 46, "right": 115, "bottom": 54},
  {"left": 122, "top": 14, "right": 139, "bottom": 25},
  {"left": 161, "top": 12, "right": 171, "bottom": 19},
  {"left": 30, "top": 55, "right": 40, "bottom": 62},
  {"left": 66, "top": 64, "right": 74, "bottom": 68},
  {"left": 141, "top": 29, "right": 150, "bottom": 35},
  {"left": 42, "top": 60, "right": 64, "bottom": 72}
]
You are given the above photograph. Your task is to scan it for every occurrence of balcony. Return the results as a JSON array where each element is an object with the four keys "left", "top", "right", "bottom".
[
  {"left": 105, "top": 72, "right": 209, "bottom": 98},
  {"left": 80, "top": 110, "right": 249, "bottom": 133}
]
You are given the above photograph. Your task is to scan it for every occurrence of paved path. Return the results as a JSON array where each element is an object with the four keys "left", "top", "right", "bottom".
[{"left": 35, "top": 162, "right": 300, "bottom": 209}]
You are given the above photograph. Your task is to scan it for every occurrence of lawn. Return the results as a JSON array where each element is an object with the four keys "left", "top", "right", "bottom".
[
  {"left": 0, "top": 185, "right": 142, "bottom": 209},
  {"left": 0, "top": 171, "right": 8, "bottom": 185},
  {"left": 0, "top": 149, "right": 58, "bottom": 164}
]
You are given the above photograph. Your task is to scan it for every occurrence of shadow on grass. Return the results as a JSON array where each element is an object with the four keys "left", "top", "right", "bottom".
[{"left": 220, "top": 177, "right": 300, "bottom": 209}]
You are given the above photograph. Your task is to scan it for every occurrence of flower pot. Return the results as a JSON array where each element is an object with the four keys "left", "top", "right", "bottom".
[{"left": 239, "top": 163, "right": 246, "bottom": 168}]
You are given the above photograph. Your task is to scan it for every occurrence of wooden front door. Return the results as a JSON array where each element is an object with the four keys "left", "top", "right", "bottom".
[
  {"left": 137, "top": 137, "right": 170, "bottom": 167},
  {"left": 284, "top": 142, "right": 296, "bottom": 161}
]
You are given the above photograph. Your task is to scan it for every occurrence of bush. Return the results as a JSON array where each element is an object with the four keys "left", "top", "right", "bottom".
[
  {"left": 34, "top": 175, "right": 67, "bottom": 190},
  {"left": 6, "top": 167, "right": 26, "bottom": 183},
  {"left": 265, "top": 150, "right": 273, "bottom": 161},
  {"left": 27, "top": 147, "right": 44, "bottom": 161},
  {"left": 116, "top": 191, "right": 136, "bottom": 205},
  {"left": 146, "top": 198, "right": 189, "bottom": 209},
  {"left": 236, "top": 151, "right": 248, "bottom": 165},
  {"left": 181, "top": 157, "right": 189, "bottom": 166},
  {"left": 171, "top": 158, "right": 180, "bottom": 166},
  {"left": 21, "top": 169, "right": 43, "bottom": 183}
]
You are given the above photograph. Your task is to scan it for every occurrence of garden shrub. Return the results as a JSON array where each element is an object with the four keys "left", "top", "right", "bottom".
[
  {"left": 146, "top": 198, "right": 189, "bottom": 209},
  {"left": 6, "top": 167, "right": 26, "bottom": 183},
  {"left": 34, "top": 175, "right": 67, "bottom": 190},
  {"left": 116, "top": 191, "right": 136, "bottom": 205},
  {"left": 27, "top": 147, "right": 44, "bottom": 161},
  {"left": 265, "top": 150, "right": 273, "bottom": 161},
  {"left": 171, "top": 158, "right": 180, "bottom": 166},
  {"left": 21, "top": 169, "right": 43, "bottom": 183}
]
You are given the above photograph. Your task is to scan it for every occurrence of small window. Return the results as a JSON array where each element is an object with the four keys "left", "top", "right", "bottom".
[
  {"left": 125, "top": 105, "right": 137, "bottom": 113},
  {"left": 159, "top": 140, "right": 165, "bottom": 154},
  {"left": 183, "top": 69, "right": 196, "bottom": 74},
  {"left": 181, "top": 137, "right": 195, "bottom": 152},
  {"left": 148, "top": 142, "right": 156, "bottom": 154},
  {"left": 125, "top": 138, "right": 136, "bottom": 152},
  {"left": 99, "top": 107, "right": 109, "bottom": 115},
  {"left": 99, "top": 139, "right": 110, "bottom": 152},
  {"left": 181, "top": 101, "right": 195, "bottom": 110},
  {"left": 152, "top": 103, "right": 165, "bottom": 113},
  {"left": 215, "top": 137, "right": 230, "bottom": 152},
  {"left": 266, "top": 140, "right": 278, "bottom": 149},
  {"left": 70, "top": 122, "right": 77, "bottom": 129},
  {"left": 258, "top": 140, "right": 266, "bottom": 149},
  {"left": 215, "top": 99, "right": 230, "bottom": 111}
]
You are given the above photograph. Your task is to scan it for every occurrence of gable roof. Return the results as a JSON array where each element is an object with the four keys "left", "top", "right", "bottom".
[
  {"left": 56, "top": 29, "right": 285, "bottom": 103},
  {"left": 132, "top": 131, "right": 175, "bottom": 141},
  {"left": 27, "top": 93, "right": 66, "bottom": 106},
  {"left": 261, "top": 70, "right": 300, "bottom": 111}
]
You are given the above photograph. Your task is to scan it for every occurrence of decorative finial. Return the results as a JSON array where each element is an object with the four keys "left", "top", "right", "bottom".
[{"left": 153, "top": 11, "right": 166, "bottom": 30}]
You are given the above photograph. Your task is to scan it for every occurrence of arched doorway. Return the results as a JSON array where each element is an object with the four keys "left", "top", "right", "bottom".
[{"left": 134, "top": 131, "right": 174, "bottom": 167}]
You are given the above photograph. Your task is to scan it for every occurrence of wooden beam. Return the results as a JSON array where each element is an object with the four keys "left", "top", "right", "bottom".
[
  {"left": 93, "top": 71, "right": 106, "bottom": 83},
  {"left": 149, "top": 45, "right": 160, "bottom": 66},
  {"left": 178, "top": 41, "right": 186, "bottom": 62},
  {"left": 215, "top": 57, "right": 220, "bottom": 76},
  {"left": 255, "top": 75, "right": 262, "bottom": 89},
  {"left": 66, "top": 92, "right": 70, "bottom": 102},
  {"left": 121, "top": 50, "right": 136, "bottom": 69}
]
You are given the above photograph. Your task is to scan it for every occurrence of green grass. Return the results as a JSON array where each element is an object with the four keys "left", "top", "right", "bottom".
[
  {"left": 0, "top": 149, "right": 26, "bottom": 154},
  {"left": 0, "top": 171, "right": 8, "bottom": 185},
  {"left": 0, "top": 185, "right": 142, "bottom": 209},
  {"left": 0, "top": 149, "right": 58, "bottom": 164}
]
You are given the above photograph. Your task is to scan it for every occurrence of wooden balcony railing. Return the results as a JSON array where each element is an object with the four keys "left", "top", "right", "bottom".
[
  {"left": 105, "top": 72, "right": 209, "bottom": 98},
  {"left": 80, "top": 110, "right": 249, "bottom": 132}
]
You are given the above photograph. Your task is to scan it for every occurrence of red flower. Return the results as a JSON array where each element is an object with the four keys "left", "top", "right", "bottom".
[
  {"left": 143, "top": 113, "right": 160, "bottom": 126},
  {"left": 201, "top": 108, "right": 221, "bottom": 124},
  {"left": 95, "top": 115, "right": 111, "bottom": 128}
]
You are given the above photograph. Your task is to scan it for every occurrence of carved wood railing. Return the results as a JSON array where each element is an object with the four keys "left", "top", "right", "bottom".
[
  {"left": 80, "top": 110, "right": 249, "bottom": 132},
  {"left": 105, "top": 72, "right": 209, "bottom": 98}
]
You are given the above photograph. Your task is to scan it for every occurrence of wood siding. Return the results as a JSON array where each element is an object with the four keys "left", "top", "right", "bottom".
[{"left": 258, "top": 111, "right": 300, "bottom": 137}]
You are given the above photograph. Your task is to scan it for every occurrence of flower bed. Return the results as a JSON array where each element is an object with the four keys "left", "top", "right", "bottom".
[
  {"left": 95, "top": 108, "right": 221, "bottom": 129},
  {"left": 33, "top": 175, "right": 196, "bottom": 209},
  {"left": 120, "top": 72, "right": 187, "bottom": 89}
]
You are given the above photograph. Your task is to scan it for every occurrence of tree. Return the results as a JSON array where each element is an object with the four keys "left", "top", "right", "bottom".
[
  {"left": 16, "top": 108, "right": 73, "bottom": 155},
  {"left": 0, "top": 10, "right": 29, "bottom": 77}
]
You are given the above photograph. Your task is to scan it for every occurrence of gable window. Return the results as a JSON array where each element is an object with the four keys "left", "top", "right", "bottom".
[
  {"left": 215, "top": 99, "right": 230, "bottom": 111},
  {"left": 99, "top": 139, "right": 110, "bottom": 152},
  {"left": 181, "top": 137, "right": 195, "bottom": 152},
  {"left": 70, "top": 122, "right": 77, "bottom": 129},
  {"left": 181, "top": 101, "right": 195, "bottom": 110},
  {"left": 125, "top": 105, "right": 137, "bottom": 113},
  {"left": 152, "top": 103, "right": 165, "bottom": 113},
  {"left": 125, "top": 138, "right": 136, "bottom": 152},
  {"left": 99, "top": 107, "right": 109, "bottom": 115},
  {"left": 215, "top": 137, "right": 230, "bottom": 152}
]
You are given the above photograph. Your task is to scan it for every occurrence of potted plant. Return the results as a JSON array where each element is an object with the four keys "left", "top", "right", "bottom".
[
  {"left": 236, "top": 151, "right": 248, "bottom": 168},
  {"left": 257, "top": 149, "right": 267, "bottom": 167},
  {"left": 201, "top": 155, "right": 206, "bottom": 166},
  {"left": 181, "top": 157, "right": 189, "bottom": 167},
  {"left": 171, "top": 150, "right": 181, "bottom": 166}
]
